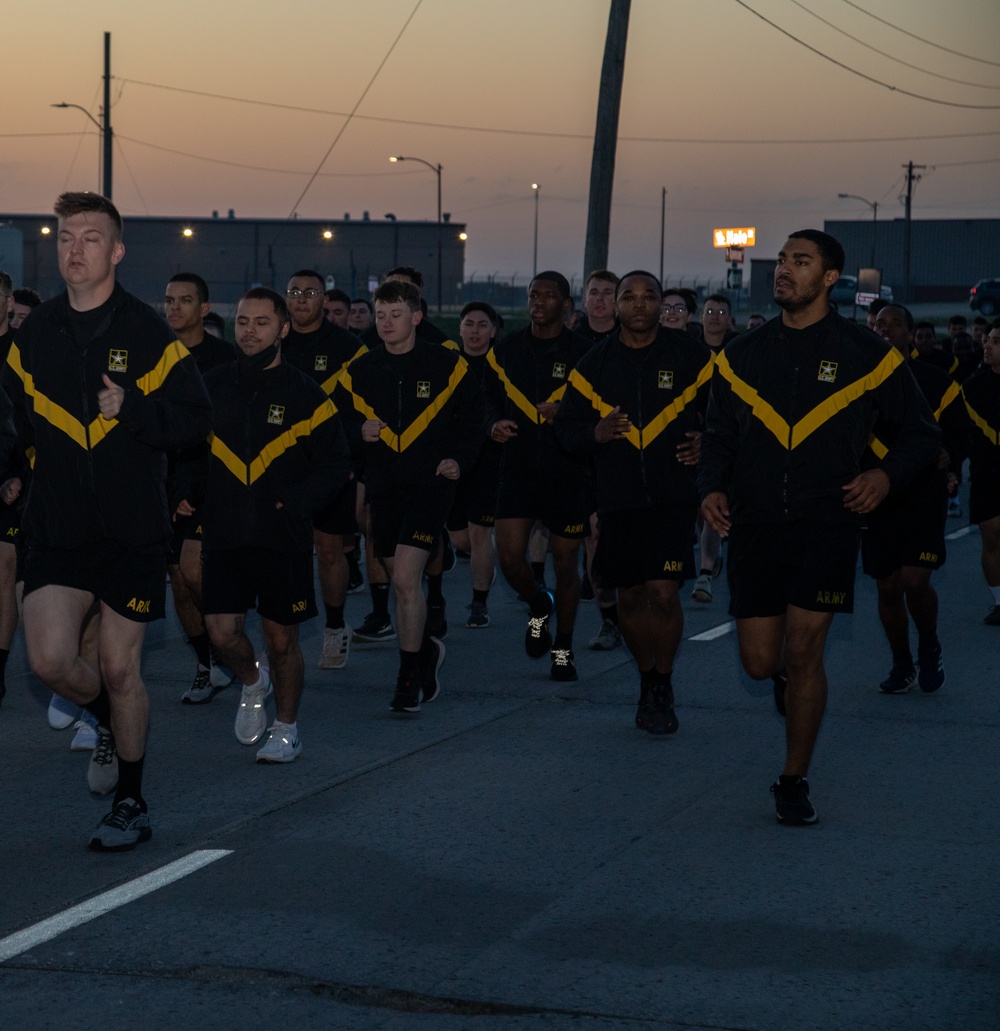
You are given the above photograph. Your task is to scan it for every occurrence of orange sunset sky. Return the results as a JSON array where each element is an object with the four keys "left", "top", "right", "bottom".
[{"left": 3, "top": 0, "right": 999, "bottom": 287}]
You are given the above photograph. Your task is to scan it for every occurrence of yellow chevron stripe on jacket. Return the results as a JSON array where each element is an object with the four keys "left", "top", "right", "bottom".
[
  {"left": 487, "top": 350, "right": 567, "bottom": 424},
  {"left": 7, "top": 339, "right": 191, "bottom": 450},
  {"left": 870, "top": 375, "right": 962, "bottom": 460},
  {"left": 963, "top": 395, "right": 999, "bottom": 446},
  {"left": 210, "top": 398, "right": 336, "bottom": 485},
  {"left": 716, "top": 348, "right": 902, "bottom": 450},
  {"left": 340, "top": 361, "right": 468, "bottom": 452},
  {"left": 320, "top": 343, "right": 368, "bottom": 396}
]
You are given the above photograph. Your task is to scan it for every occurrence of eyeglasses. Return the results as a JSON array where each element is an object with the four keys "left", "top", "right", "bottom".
[
  {"left": 286, "top": 288, "right": 323, "bottom": 299},
  {"left": 703, "top": 307, "right": 729, "bottom": 316},
  {"left": 661, "top": 303, "right": 689, "bottom": 313}
]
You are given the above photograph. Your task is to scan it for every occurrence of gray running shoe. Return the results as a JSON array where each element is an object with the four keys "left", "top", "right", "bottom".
[
  {"left": 318, "top": 625, "right": 351, "bottom": 669},
  {"left": 465, "top": 601, "right": 490, "bottom": 628},
  {"left": 87, "top": 726, "right": 118, "bottom": 795},
  {"left": 691, "top": 574, "right": 712, "bottom": 603},
  {"left": 182, "top": 666, "right": 223, "bottom": 705},
  {"left": 255, "top": 724, "right": 302, "bottom": 764},
  {"left": 234, "top": 668, "right": 272, "bottom": 745},
  {"left": 88, "top": 797, "right": 152, "bottom": 851},
  {"left": 587, "top": 618, "right": 621, "bottom": 650}
]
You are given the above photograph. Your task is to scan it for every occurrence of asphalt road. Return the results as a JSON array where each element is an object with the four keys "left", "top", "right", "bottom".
[{"left": 0, "top": 502, "right": 996, "bottom": 1031}]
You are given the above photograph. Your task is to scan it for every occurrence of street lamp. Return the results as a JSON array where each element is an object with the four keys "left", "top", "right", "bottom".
[
  {"left": 52, "top": 101, "right": 113, "bottom": 199},
  {"left": 390, "top": 154, "right": 443, "bottom": 313},
  {"left": 531, "top": 183, "right": 539, "bottom": 278},
  {"left": 837, "top": 193, "right": 878, "bottom": 268}
]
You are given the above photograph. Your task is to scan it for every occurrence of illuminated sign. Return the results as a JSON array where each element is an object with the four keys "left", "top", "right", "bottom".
[{"left": 713, "top": 227, "right": 756, "bottom": 248}]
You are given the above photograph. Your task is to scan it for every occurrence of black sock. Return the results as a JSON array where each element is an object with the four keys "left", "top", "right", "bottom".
[
  {"left": 188, "top": 633, "right": 211, "bottom": 669},
  {"left": 892, "top": 648, "right": 914, "bottom": 668},
  {"left": 426, "top": 572, "right": 444, "bottom": 607},
  {"left": 600, "top": 602, "right": 618, "bottom": 626},
  {"left": 472, "top": 588, "right": 489, "bottom": 605},
  {"left": 115, "top": 755, "right": 145, "bottom": 810},
  {"left": 325, "top": 603, "right": 345, "bottom": 630},
  {"left": 85, "top": 684, "right": 113, "bottom": 728},
  {"left": 916, "top": 632, "right": 939, "bottom": 653},
  {"left": 371, "top": 582, "right": 390, "bottom": 619},
  {"left": 530, "top": 561, "right": 546, "bottom": 583},
  {"left": 529, "top": 589, "right": 551, "bottom": 616},
  {"left": 554, "top": 631, "right": 573, "bottom": 651},
  {"left": 399, "top": 649, "right": 421, "bottom": 677},
  {"left": 639, "top": 666, "right": 656, "bottom": 686}
]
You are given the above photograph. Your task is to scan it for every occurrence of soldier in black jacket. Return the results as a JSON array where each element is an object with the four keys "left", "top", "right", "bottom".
[
  {"left": 863, "top": 304, "right": 971, "bottom": 694},
  {"left": 699, "top": 230, "right": 939, "bottom": 826},
  {"left": 961, "top": 322, "right": 1000, "bottom": 624},
  {"left": 337, "top": 280, "right": 481, "bottom": 714},
  {"left": 556, "top": 272, "right": 712, "bottom": 734},
  {"left": 4, "top": 192, "right": 212, "bottom": 851},
  {"left": 199, "top": 288, "right": 350, "bottom": 763},
  {"left": 484, "top": 272, "right": 591, "bottom": 682}
]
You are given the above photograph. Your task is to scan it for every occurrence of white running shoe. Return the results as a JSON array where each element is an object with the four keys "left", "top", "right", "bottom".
[
  {"left": 87, "top": 726, "right": 119, "bottom": 794},
  {"left": 234, "top": 666, "right": 272, "bottom": 745},
  {"left": 691, "top": 575, "right": 713, "bottom": 603},
  {"left": 255, "top": 723, "right": 302, "bottom": 764},
  {"left": 318, "top": 625, "right": 350, "bottom": 669},
  {"left": 70, "top": 718, "right": 98, "bottom": 751},
  {"left": 209, "top": 662, "right": 233, "bottom": 688},
  {"left": 48, "top": 693, "right": 81, "bottom": 730}
]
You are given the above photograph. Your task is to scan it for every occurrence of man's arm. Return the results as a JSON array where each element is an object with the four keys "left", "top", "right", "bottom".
[{"left": 874, "top": 362, "right": 942, "bottom": 496}]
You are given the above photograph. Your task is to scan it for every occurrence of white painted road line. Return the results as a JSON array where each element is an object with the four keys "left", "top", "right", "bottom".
[
  {"left": 945, "top": 526, "right": 976, "bottom": 540},
  {"left": 688, "top": 621, "right": 735, "bottom": 642},
  {"left": 0, "top": 849, "right": 232, "bottom": 964}
]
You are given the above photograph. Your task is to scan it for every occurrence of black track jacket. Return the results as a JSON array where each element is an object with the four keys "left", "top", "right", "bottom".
[
  {"left": 698, "top": 312, "right": 940, "bottom": 526},
  {"left": 555, "top": 328, "right": 714, "bottom": 514},
  {"left": 961, "top": 365, "right": 1000, "bottom": 475},
  {"left": 199, "top": 360, "right": 349, "bottom": 552},
  {"left": 336, "top": 339, "right": 482, "bottom": 495},
  {"left": 3, "top": 284, "right": 212, "bottom": 549}
]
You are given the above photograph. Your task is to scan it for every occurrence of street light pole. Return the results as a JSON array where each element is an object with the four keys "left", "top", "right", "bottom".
[
  {"left": 837, "top": 192, "right": 878, "bottom": 268},
  {"left": 531, "top": 183, "right": 539, "bottom": 277},
  {"left": 53, "top": 32, "right": 113, "bottom": 199},
  {"left": 389, "top": 154, "right": 443, "bottom": 313}
]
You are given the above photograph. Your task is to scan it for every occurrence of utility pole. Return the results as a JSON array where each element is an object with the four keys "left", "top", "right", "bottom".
[
  {"left": 659, "top": 187, "right": 667, "bottom": 285},
  {"left": 901, "top": 160, "right": 924, "bottom": 303},
  {"left": 103, "top": 32, "right": 113, "bottom": 200},
  {"left": 583, "top": 0, "right": 631, "bottom": 280}
]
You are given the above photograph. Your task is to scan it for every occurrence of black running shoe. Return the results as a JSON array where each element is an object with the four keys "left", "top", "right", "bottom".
[
  {"left": 420, "top": 638, "right": 446, "bottom": 703},
  {"left": 917, "top": 643, "right": 945, "bottom": 693},
  {"left": 647, "top": 683, "right": 678, "bottom": 735},
  {"left": 984, "top": 605, "right": 1000, "bottom": 626},
  {"left": 353, "top": 612, "right": 396, "bottom": 642},
  {"left": 426, "top": 599, "right": 448, "bottom": 640},
  {"left": 525, "top": 590, "right": 554, "bottom": 658},
  {"left": 770, "top": 775, "right": 817, "bottom": 825},
  {"left": 772, "top": 671, "right": 788, "bottom": 717},
  {"left": 549, "top": 647, "right": 578, "bottom": 682},
  {"left": 635, "top": 683, "right": 653, "bottom": 730},
  {"left": 390, "top": 672, "right": 422, "bottom": 714}
]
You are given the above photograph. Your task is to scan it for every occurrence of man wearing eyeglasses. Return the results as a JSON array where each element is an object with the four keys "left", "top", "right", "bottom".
[{"left": 283, "top": 270, "right": 367, "bottom": 671}]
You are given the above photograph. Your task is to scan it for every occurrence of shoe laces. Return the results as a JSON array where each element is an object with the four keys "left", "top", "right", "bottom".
[
  {"left": 527, "top": 614, "right": 548, "bottom": 638},
  {"left": 551, "top": 648, "right": 573, "bottom": 667},
  {"left": 192, "top": 668, "right": 210, "bottom": 689},
  {"left": 240, "top": 683, "right": 267, "bottom": 710},
  {"left": 104, "top": 798, "right": 141, "bottom": 829},
  {"left": 92, "top": 728, "right": 116, "bottom": 767}
]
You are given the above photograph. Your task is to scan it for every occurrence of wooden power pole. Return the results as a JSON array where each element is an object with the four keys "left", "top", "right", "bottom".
[{"left": 582, "top": 0, "right": 631, "bottom": 282}]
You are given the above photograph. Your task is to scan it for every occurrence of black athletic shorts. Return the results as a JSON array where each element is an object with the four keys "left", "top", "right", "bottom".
[
  {"left": 22, "top": 540, "right": 168, "bottom": 623},
  {"left": 595, "top": 503, "right": 697, "bottom": 589},
  {"left": 495, "top": 465, "right": 589, "bottom": 539},
  {"left": 369, "top": 482, "right": 456, "bottom": 557},
  {"left": 727, "top": 520, "right": 861, "bottom": 618},
  {"left": 969, "top": 459, "right": 1000, "bottom": 525},
  {"left": 202, "top": 547, "right": 316, "bottom": 625},
  {"left": 168, "top": 515, "right": 203, "bottom": 565},
  {"left": 862, "top": 473, "right": 947, "bottom": 579},
  {"left": 313, "top": 478, "right": 358, "bottom": 537},
  {"left": 0, "top": 502, "right": 22, "bottom": 547},
  {"left": 447, "top": 451, "right": 500, "bottom": 531}
]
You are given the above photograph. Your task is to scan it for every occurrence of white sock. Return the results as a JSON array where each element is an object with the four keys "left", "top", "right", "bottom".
[{"left": 272, "top": 720, "right": 297, "bottom": 738}]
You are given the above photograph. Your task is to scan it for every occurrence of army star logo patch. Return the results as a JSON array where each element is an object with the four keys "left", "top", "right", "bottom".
[
  {"left": 267, "top": 404, "right": 285, "bottom": 425},
  {"left": 552, "top": 362, "right": 567, "bottom": 379},
  {"left": 657, "top": 370, "right": 674, "bottom": 390},
  {"left": 416, "top": 381, "right": 431, "bottom": 399},
  {"left": 314, "top": 355, "right": 328, "bottom": 371},
  {"left": 818, "top": 360, "right": 838, "bottom": 383},
  {"left": 108, "top": 349, "right": 128, "bottom": 373}
]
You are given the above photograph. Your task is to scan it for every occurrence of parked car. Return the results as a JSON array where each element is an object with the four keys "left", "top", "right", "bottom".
[
  {"left": 969, "top": 278, "right": 1000, "bottom": 316},
  {"left": 829, "top": 276, "right": 893, "bottom": 308}
]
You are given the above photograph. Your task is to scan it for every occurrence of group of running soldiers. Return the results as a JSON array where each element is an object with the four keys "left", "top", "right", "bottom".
[{"left": 2, "top": 192, "right": 998, "bottom": 850}]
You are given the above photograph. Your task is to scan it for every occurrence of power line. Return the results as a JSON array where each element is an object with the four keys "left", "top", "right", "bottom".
[
  {"left": 115, "top": 77, "right": 1000, "bottom": 145},
  {"left": 286, "top": 0, "right": 424, "bottom": 217},
  {"left": 785, "top": 0, "right": 1000, "bottom": 90},
  {"left": 836, "top": 0, "right": 1000, "bottom": 68},
  {"left": 731, "top": 0, "right": 1000, "bottom": 109},
  {"left": 114, "top": 136, "right": 150, "bottom": 216}
]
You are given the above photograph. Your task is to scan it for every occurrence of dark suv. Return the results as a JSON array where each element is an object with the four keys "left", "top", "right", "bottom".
[{"left": 970, "top": 279, "right": 1000, "bottom": 316}]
